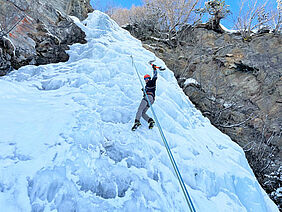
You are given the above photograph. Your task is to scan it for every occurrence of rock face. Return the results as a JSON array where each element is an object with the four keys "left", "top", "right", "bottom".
[
  {"left": 0, "top": 0, "right": 93, "bottom": 75},
  {"left": 125, "top": 24, "right": 282, "bottom": 208}
]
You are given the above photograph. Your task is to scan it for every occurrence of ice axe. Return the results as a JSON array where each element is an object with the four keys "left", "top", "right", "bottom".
[{"left": 148, "top": 59, "right": 166, "bottom": 71}]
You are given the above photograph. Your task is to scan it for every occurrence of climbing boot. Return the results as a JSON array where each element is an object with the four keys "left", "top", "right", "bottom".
[
  {"left": 131, "top": 119, "right": 141, "bottom": 131},
  {"left": 148, "top": 118, "right": 155, "bottom": 129}
]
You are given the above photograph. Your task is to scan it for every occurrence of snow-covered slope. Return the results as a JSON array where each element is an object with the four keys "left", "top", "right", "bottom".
[{"left": 0, "top": 11, "right": 278, "bottom": 212}]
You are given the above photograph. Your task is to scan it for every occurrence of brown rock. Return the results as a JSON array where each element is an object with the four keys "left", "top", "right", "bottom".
[{"left": 0, "top": 0, "right": 93, "bottom": 73}]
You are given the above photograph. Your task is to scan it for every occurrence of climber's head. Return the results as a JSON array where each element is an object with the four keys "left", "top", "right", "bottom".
[{"left": 144, "top": 74, "right": 151, "bottom": 82}]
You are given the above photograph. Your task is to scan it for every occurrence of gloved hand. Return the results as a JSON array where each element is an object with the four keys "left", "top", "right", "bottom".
[
  {"left": 152, "top": 64, "right": 165, "bottom": 71},
  {"left": 152, "top": 64, "right": 157, "bottom": 70}
]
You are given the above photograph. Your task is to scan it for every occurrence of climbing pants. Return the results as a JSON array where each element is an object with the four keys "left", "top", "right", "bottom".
[{"left": 135, "top": 95, "right": 154, "bottom": 122}]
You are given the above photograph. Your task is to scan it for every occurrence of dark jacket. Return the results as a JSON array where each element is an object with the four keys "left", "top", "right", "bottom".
[{"left": 145, "top": 69, "right": 157, "bottom": 98}]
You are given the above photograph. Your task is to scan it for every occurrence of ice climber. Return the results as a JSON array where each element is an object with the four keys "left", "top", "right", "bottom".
[{"left": 131, "top": 63, "right": 165, "bottom": 131}]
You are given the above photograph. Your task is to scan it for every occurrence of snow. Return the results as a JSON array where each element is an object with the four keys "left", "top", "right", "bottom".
[
  {"left": 184, "top": 78, "right": 200, "bottom": 86},
  {"left": 223, "top": 102, "right": 234, "bottom": 108},
  {"left": 220, "top": 24, "right": 239, "bottom": 34},
  {"left": 0, "top": 10, "right": 278, "bottom": 212},
  {"left": 274, "top": 187, "right": 282, "bottom": 197}
]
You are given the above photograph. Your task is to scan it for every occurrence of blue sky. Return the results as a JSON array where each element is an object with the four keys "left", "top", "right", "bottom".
[
  {"left": 90, "top": 0, "right": 278, "bottom": 29},
  {"left": 91, "top": 0, "right": 143, "bottom": 11}
]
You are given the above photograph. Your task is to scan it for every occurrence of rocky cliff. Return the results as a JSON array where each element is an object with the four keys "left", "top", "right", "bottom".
[
  {"left": 0, "top": 0, "right": 93, "bottom": 76},
  {"left": 124, "top": 24, "right": 282, "bottom": 208}
]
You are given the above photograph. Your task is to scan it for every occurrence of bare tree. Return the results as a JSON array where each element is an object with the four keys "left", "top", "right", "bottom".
[
  {"left": 273, "top": 0, "right": 281, "bottom": 33},
  {"left": 195, "top": 0, "right": 231, "bottom": 32},
  {"left": 109, "top": 7, "right": 131, "bottom": 26},
  {"left": 108, "top": 0, "right": 200, "bottom": 43},
  {"left": 243, "top": 115, "right": 281, "bottom": 181},
  {"left": 143, "top": 0, "right": 200, "bottom": 34},
  {"left": 233, "top": 0, "right": 275, "bottom": 40}
]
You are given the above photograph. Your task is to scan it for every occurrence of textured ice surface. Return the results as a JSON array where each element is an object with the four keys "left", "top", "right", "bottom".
[{"left": 0, "top": 11, "right": 278, "bottom": 212}]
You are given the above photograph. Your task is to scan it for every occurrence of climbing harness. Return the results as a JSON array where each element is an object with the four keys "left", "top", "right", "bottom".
[{"left": 130, "top": 55, "right": 196, "bottom": 212}]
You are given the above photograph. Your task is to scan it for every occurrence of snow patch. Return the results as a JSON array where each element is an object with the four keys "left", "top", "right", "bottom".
[
  {"left": 220, "top": 24, "right": 239, "bottom": 34},
  {"left": 184, "top": 78, "right": 200, "bottom": 86}
]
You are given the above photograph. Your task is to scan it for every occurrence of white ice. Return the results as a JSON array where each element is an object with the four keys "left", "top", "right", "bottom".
[{"left": 0, "top": 11, "right": 278, "bottom": 212}]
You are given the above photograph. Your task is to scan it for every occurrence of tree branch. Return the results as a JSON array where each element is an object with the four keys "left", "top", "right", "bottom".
[{"left": 218, "top": 113, "right": 257, "bottom": 128}]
